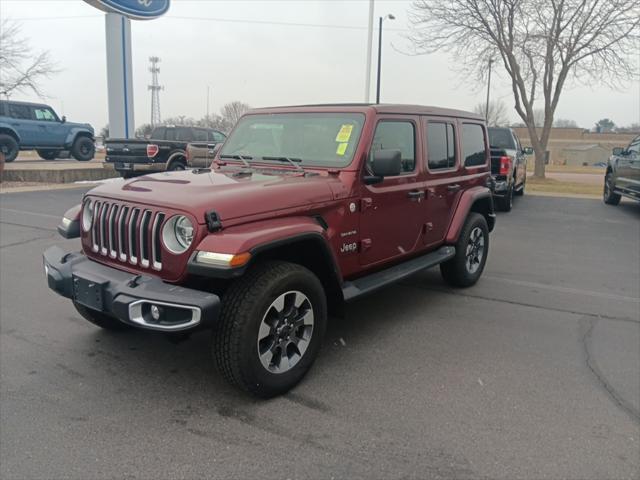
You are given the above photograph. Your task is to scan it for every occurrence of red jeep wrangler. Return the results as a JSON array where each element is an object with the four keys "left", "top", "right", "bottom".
[{"left": 44, "top": 104, "right": 495, "bottom": 397}]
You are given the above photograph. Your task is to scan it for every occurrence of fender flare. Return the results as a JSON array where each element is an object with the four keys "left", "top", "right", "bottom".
[
  {"left": 187, "top": 216, "right": 342, "bottom": 283},
  {"left": 445, "top": 186, "right": 495, "bottom": 244},
  {"left": 166, "top": 150, "right": 187, "bottom": 168},
  {"left": 0, "top": 123, "right": 21, "bottom": 143},
  {"left": 65, "top": 128, "right": 94, "bottom": 148}
]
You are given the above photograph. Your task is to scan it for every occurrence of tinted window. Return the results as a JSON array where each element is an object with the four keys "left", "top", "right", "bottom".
[
  {"left": 192, "top": 129, "right": 208, "bottom": 141},
  {"left": 488, "top": 128, "right": 516, "bottom": 150},
  {"left": 176, "top": 127, "right": 192, "bottom": 141},
  {"left": 212, "top": 131, "right": 226, "bottom": 142},
  {"left": 628, "top": 138, "right": 640, "bottom": 154},
  {"left": 0, "top": 103, "right": 5, "bottom": 116},
  {"left": 33, "top": 107, "right": 57, "bottom": 121},
  {"left": 164, "top": 128, "right": 176, "bottom": 141},
  {"left": 427, "top": 122, "right": 456, "bottom": 170},
  {"left": 8, "top": 103, "right": 31, "bottom": 120},
  {"left": 463, "top": 124, "right": 487, "bottom": 167},
  {"left": 151, "top": 127, "right": 166, "bottom": 139},
  {"left": 371, "top": 121, "right": 415, "bottom": 173}
]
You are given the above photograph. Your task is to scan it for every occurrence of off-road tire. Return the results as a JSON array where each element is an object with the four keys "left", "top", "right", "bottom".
[
  {"left": 168, "top": 159, "right": 186, "bottom": 171},
  {"left": 0, "top": 134, "right": 19, "bottom": 162},
  {"left": 497, "top": 185, "right": 513, "bottom": 211},
  {"left": 213, "top": 261, "right": 327, "bottom": 398},
  {"left": 440, "top": 213, "right": 489, "bottom": 288},
  {"left": 73, "top": 302, "right": 131, "bottom": 331},
  {"left": 603, "top": 172, "right": 621, "bottom": 205},
  {"left": 514, "top": 176, "right": 525, "bottom": 196},
  {"left": 36, "top": 149, "right": 61, "bottom": 161},
  {"left": 71, "top": 136, "right": 95, "bottom": 161}
]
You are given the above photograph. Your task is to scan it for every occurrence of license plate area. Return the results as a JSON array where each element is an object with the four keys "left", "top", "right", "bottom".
[
  {"left": 72, "top": 274, "right": 108, "bottom": 310},
  {"left": 116, "top": 162, "right": 133, "bottom": 170}
]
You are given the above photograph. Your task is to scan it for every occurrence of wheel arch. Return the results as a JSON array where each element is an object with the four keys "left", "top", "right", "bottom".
[
  {"left": 166, "top": 150, "right": 187, "bottom": 169},
  {"left": 66, "top": 128, "right": 94, "bottom": 147},
  {"left": 0, "top": 125, "right": 21, "bottom": 144},
  {"left": 446, "top": 186, "right": 496, "bottom": 244}
]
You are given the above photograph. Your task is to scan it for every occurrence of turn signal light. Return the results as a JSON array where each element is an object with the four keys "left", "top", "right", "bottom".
[
  {"left": 147, "top": 144, "right": 159, "bottom": 158},
  {"left": 499, "top": 156, "right": 511, "bottom": 175},
  {"left": 195, "top": 251, "right": 252, "bottom": 268}
]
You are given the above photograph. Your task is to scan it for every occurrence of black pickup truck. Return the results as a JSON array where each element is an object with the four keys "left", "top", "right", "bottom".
[
  {"left": 488, "top": 127, "right": 532, "bottom": 211},
  {"left": 105, "top": 125, "right": 226, "bottom": 178}
]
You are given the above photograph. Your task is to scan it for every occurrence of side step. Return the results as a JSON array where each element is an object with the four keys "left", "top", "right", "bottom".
[{"left": 342, "top": 246, "right": 456, "bottom": 302}]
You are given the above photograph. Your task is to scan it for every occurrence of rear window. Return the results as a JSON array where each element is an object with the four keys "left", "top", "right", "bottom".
[
  {"left": 151, "top": 127, "right": 166, "bottom": 139},
  {"left": 192, "top": 129, "right": 208, "bottom": 142},
  {"left": 488, "top": 128, "right": 516, "bottom": 150},
  {"left": 427, "top": 122, "right": 456, "bottom": 170},
  {"left": 8, "top": 103, "right": 31, "bottom": 120},
  {"left": 176, "top": 127, "right": 192, "bottom": 141},
  {"left": 462, "top": 123, "right": 487, "bottom": 167}
]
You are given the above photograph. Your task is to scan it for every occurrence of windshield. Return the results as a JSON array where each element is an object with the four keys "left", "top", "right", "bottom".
[
  {"left": 220, "top": 113, "right": 366, "bottom": 168},
  {"left": 488, "top": 128, "right": 516, "bottom": 150}
]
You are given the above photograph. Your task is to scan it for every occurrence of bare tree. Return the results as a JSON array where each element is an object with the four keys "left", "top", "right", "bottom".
[
  {"left": 408, "top": 0, "right": 639, "bottom": 177},
  {"left": 221, "top": 101, "right": 250, "bottom": 129},
  {"left": 473, "top": 100, "right": 510, "bottom": 126},
  {"left": 595, "top": 118, "right": 616, "bottom": 132},
  {"left": 553, "top": 118, "right": 578, "bottom": 128},
  {"left": 0, "top": 20, "right": 58, "bottom": 98}
]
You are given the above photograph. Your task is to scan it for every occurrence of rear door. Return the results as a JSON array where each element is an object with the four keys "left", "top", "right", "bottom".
[
  {"left": 358, "top": 116, "right": 426, "bottom": 267},
  {"left": 422, "top": 117, "right": 461, "bottom": 246},
  {"left": 6, "top": 103, "right": 37, "bottom": 146}
]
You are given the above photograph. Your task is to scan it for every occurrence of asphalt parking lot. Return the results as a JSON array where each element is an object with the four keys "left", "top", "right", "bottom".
[{"left": 1, "top": 188, "right": 638, "bottom": 480}]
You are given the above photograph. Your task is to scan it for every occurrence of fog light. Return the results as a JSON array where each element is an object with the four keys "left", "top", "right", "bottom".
[{"left": 150, "top": 304, "right": 162, "bottom": 321}]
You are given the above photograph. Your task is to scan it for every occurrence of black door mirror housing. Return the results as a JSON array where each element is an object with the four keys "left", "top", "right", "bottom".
[
  {"left": 61, "top": 115, "right": 67, "bottom": 123},
  {"left": 523, "top": 146, "right": 533, "bottom": 155},
  {"left": 612, "top": 147, "right": 623, "bottom": 155},
  {"left": 364, "top": 149, "right": 402, "bottom": 184}
]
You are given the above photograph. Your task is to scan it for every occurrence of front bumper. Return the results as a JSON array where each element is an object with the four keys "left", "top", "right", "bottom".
[{"left": 43, "top": 246, "right": 220, "bottom": 332}]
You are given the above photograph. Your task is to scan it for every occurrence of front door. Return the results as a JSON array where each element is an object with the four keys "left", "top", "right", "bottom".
[
  {"left": 31, "top": 105, "right": 67, "bottom": 147},
  {"left": 359, "top": 117, "right": 426, "bottom": 267}
]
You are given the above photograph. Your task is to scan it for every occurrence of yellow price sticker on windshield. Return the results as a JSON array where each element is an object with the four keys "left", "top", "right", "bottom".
[
  {"left": 336, "top": 124, "right": 353, "bottom": 143},
  {"left": 336, "top": 142, "right": 348, "bottom": 156}
]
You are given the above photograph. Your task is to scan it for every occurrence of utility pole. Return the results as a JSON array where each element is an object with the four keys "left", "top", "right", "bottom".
[
  {"left": 206, "top": 86, "right": 210, "bottom": 119},
  {"left": 364, "top": 0, "right": 374, "bottom": 103},
  {"left": 485, "top": 58, "right": 493, "bottom": 125},
  {"left": 148, "top": 56, "right": 163, "bottom": 127}
]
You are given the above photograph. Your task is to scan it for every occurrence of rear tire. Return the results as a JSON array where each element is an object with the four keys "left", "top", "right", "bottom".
[
  {"left": 603, "top": 172, "right": 621, "bottom": 205},
  {"left": 73, "top": 302, "right": 131, "bottom": 331},
  {"left": 168, "top": 159, "right": 186, "bottom": 171},
  {"left": 440, "top": 213, "right": 489, "bottom": 288},
  {"left": 71, "top": 136, "right": 95, "bottom": 161},
  {"left": 0, "top": 134, "right": 19, "bottom": 162},
  {"left": 36, "top": 149, "right": 61, "bottom": 161},
  {"left": 213, "top": 261, "right": 327, "bottom": 398},
  {"left": 497, "top": 185, "right": 513, "bottom": 211}
]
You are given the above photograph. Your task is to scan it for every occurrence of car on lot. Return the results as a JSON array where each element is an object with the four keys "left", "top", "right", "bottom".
[
  {"left": 0, "top": 100, "right": 95, "bottom": 162},
  {"left": 603, "top": 135, "right": 640, "bottom": 205},
  {"left": 44, "top": 104, "right": 495, "bottom": 398},
  {"left": 185, "top": 141, "right": 224, "bottom": 169},
  {"left": 105, "top": 125, "right": 226, "bottom": 178},
  {"left": 488, "top": 127, "right": 532, "bottom": 211}
]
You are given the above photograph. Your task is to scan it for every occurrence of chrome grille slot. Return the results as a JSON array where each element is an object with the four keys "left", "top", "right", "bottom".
[
  {"left": 129, "top": 208, "right": 140, "bottom": 264},
  {"left": 117, "top": 206, "right": 128, "bottom": 261},
  {"left": 139, "top": 210, "right": 152, "bottom": 268},
  {"left": 108, "top": 204, "right": 118, "bottom": 258},
  {"left": 151, "top": 212, "right": 165, "bottom": 270},
  {"left": 91, "top": 201, "right": 100, "bottom": 252},
  {"left": 99, "top": 202, "right": 109, "bottom": 255}
]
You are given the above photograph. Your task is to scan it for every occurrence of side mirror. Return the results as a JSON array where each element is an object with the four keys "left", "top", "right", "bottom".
[
  {"left": 61, "top": 115, "right": 67, "bottom": 123},
  {"left": 365, "top": 149, "right": 402, "bottom": 184},
  {"left": 612, "top": 147, "right": 623, "bottom": 155},
  {"left": 523, "top": 146, "right": 533, "bottom": 155}
]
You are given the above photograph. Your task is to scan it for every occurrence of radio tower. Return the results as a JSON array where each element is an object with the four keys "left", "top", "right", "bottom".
[{"left": 148, "top": 57, "right": 163, "bottom": 127}]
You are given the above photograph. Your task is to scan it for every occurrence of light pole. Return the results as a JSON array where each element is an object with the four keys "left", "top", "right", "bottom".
[
  {"left": 485, "top": 58, "right": 493, "bottom": 124},
  {"left": 376, "top": 13, "right": 395, "bottom": 104},
  {"left": 364, "top": 0, "right": 374, "bottom": 103}
]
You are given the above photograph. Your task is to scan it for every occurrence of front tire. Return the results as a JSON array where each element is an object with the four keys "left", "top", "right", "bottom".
[
  {"left": 36, "top": 149, "right": 61, "bottom": 161},
  {"left": 213, "top": 261, "right": 327, "bottom": 398},
  {"left": 603, "top": 172, "right": 621, "bottom": 205},
  {"left": 0, "top": 134, "right": 19, "bottom": 162},
  {"left": 73, "top": 302, "right": 131, "bottom": 331},
  {"left": 440, "top": 213, "right": 489, "bottom": 288},
  {"left": 71, "top": 136, "right": 95, "bottom": 161}
]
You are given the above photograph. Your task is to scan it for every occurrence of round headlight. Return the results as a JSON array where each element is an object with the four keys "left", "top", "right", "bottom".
[
  {"left": 162, "top": 215, "right": 194, "bottom": 254},
  {"left": 82, "top": 199, "right": 93, "bottom": 232}
]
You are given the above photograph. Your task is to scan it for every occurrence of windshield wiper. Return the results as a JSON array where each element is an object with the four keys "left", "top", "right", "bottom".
[
  {"left": 219, "top": 154, "right": 253, "bottom": 168},
  {"left": 262, "top": 156, "right": 304, "bottom": 171}
]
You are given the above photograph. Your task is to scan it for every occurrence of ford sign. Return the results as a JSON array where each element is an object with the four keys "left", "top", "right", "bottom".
[{"left": 84, "top": 0, "right": 170, "bottom": 20}]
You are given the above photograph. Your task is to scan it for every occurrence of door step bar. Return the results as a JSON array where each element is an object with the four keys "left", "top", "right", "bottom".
[{"left": 342, "top": 246, "right": 456, "bottom": 302}]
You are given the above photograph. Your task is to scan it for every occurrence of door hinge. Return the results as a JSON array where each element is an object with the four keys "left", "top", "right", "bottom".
[{"left": 360, "top": 198, "right": 373, "bottom": 212}]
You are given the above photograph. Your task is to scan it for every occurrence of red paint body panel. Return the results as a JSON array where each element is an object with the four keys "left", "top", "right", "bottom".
[{"left": 78, "top": 104, "right": 493, "bottom": 285}]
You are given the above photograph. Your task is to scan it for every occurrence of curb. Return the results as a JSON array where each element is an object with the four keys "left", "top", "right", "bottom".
[{"left": 1, "top": 167, "right": 118, "bottom": 183}]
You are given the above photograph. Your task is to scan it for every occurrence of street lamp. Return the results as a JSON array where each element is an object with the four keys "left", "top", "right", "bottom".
[
  {"left": 485, "top": 58, "right": 493, "bottom": 124},
  {"left": 376, "top": 13, "right": 395, "bottom": 104}
]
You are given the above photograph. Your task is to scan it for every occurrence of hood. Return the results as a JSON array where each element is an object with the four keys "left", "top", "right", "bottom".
[
  {"left": 88, "top": 168, "right": 338, "bottom": 224},
  {"left": 67, "top": 121, "right": 94, "bottom": 132}
]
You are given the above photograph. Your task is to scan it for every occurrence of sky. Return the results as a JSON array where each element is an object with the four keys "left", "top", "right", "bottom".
[{"left": 1, "top": 0, "right": 638, "bottom": 132}]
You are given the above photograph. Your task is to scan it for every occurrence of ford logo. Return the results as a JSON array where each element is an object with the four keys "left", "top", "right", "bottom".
[{"left": 83, "top": 0, "right": 170, "bottom": 20}]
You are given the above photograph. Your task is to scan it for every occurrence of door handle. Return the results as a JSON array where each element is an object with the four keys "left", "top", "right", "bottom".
[
  {"left": 447, "top": 184, "right": 461, "bottom": 191},
  {"left": 407, "top": 190, "right": 425, "bottom": 200}
]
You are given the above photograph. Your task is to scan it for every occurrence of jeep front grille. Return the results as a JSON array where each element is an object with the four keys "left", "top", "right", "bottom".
[{"left": 90, "top": 201, "right": 165, "bottom": 271}]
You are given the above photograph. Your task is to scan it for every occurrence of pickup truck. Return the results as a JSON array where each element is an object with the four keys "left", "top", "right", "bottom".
[
  {"left": 106, "top": 125, "right": 226, "bottom": 178},
  {"left": 0, "top": 100, "right": 95, "bottom": 162},
  {"left": 185, "top": 141, "right": 223, "bottom": 169},
  {"left": 604, "top": 135, "right": 640, "bottom": 205},
  {"left": 488, "top": 127, "right": 532, "bottom": 211},
  {"left": 44, "top": 104, "right": 495, "bottom": 398}
]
